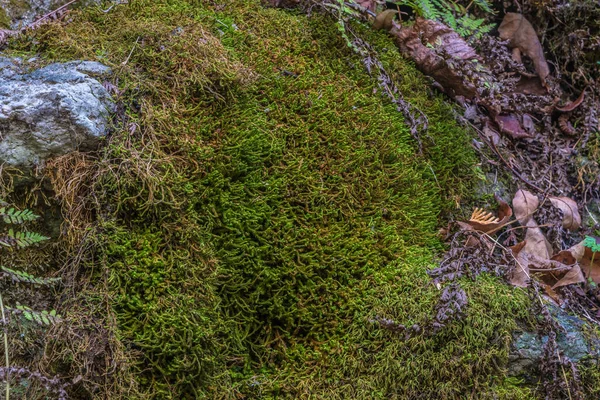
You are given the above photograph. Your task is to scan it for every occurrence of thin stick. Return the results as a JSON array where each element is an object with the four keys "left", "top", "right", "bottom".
[{"left": 0, "top": 292, "right": 9, "bottom": 400}]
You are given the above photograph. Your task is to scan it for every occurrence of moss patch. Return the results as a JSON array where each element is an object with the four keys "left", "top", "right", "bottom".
[{"left": 16, "top": 0, "right": 532, "bottom": 398}]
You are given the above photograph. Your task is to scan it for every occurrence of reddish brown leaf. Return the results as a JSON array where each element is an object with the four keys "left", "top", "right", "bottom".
[
  {"left": 552, "top": 263, "right": 585, "bottom": 289},
  {"left": 356, "top": 0, "right": 377, "bottom": 12},
  {"left": 509, "top": 241, "right": 530, "bottom": 287},
  {"left": 390, "top": 18, "right": 482, "bottom": 99},
  {"left": 549, "top": 196, "right": 581, "bottom": 231},
  {"left": 514, "top": 75, "right": 548, "bottom": 95},
  {"left": 512, "top": 189, "right": 539, "bottom": 226},
  {"left": 463, "top": 194, "right": 513, "bottom": 233},
  {"left": 494, "top": 114, "right": 532, "bottom": 139},
  {"left": 373, "top": 10, "right": 398, "bottom": 31},
  {"left": 551, "top": 250, "right": 577, "bottom": 266},
  {"left": 566, "top": 240, "right": 600, "bottom": 285},
  {"left": 498, "top": 13, "right": 550, "bottom": 87},
  {"left": 556, "top": 89, "right": 586, "bottom": 112}
]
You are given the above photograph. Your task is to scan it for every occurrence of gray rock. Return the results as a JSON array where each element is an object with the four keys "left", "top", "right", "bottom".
[
  {"left": 0, "top": 0, "right": 101, "bottom": 29},
  {"left": 508, "top": 302, "right": 600, "bottom": 378},
  {"left": 0, "top": 58, "right": 114, "bottom": 169}
]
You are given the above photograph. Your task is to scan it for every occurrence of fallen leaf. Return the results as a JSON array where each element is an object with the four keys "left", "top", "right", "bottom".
[
  {"left": 551, "top": 249, "right": 577, "bottom": 266},
  {"left": 552, "top": 263, "right": 585, "bottom": 289},
  {"left": 541, "top": 282, "right": 561, "bottom": 303},
  {"left": 390, "top": 18, "right": 482, "bottom": 99},
  {"left": 509, "top": 241, "right": 530, "bottom": 287},
  {"left": 356, "top": 0, "right": 377, "bottom": 12},
  {"left": 464, "top": 194, "right": 512, "bottom": 233},
  {"left": 512, "top": 189, "right": 539, "bottom": 226},
  {"left": 373, "top": 10, "right": 398, "bottom": 31},
  {"left": 556, "top": 88, "right": 586, "bottom": 112},
  {"left": 514, "top": 75, "right": 548, "bottom": 95},
  {"left": 523, "top": 226, "right": 553, "bottom": 259},
  {"left": 566, "top": 238, "right": 600, "bottom": 284},
  {"left": 498, "top": 13, "right": 550, "bottom": 87},
  {"left": 549, "top": 196, "right": 581, "bottom": 231},
  {"left": 495, "top": 114, "right": 532, "bottom": 139}
]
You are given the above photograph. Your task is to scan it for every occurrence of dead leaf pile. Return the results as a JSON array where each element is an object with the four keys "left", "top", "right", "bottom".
[{"left": 459, "top": 189, "right": 600, "bottom": 303}]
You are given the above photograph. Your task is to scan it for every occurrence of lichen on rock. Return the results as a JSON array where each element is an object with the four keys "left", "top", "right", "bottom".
[{"left": 0, "top": 58, "right": 114, "bottom": 170}]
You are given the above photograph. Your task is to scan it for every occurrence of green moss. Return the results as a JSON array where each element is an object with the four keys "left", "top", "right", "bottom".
[
  {"left": 0, "top": 7, "right": 10, "bottom": 28},
  {"left": 17, "top": 0, "right": 533, "bottom": 398}
]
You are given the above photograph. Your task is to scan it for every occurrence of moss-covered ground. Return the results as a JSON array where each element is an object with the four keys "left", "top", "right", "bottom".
[{"left": 12, "top": 0, "right": 533, "bottom": 398}]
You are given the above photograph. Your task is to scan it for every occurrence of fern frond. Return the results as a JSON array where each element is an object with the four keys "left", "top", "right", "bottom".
[
  {"left": 0, "top": 229, "right": 49, "bottom": 248},
  {"left": 471, "top": 0, "right": 494, "bottom": 13},
  {"left": 0, "top": 207, "right": 39, "bottom": 224},
  {"left": 0, "top": 266, "right": 60, "bottom": 285},
  {"left": 9, "top": 305, "right": 61, "bottom": 326}
]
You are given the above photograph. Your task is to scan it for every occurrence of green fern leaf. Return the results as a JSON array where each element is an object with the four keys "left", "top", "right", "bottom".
[
  {"left": 11, "top": 305, "right": 61, "bottom": 326},
  {"left": 0, "top": 207, "right": 39, "bottom": 224},
  {"left": 1, "top": 266, "right": 60, "bottom": 285}
]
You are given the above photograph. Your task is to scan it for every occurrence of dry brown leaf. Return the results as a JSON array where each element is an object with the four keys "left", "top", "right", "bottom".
[
  {"left": 509, "top": 241, "right": 530, "bottom": 287},
  {"left": 390, "top": 18, "right": 482, "bottom": 99},
  {"left": 498, "top": 13, "right": 550, "bottom": 87},
  {"left": 356, "top": 0, "right": 377, "bottom": 12},
  {"left": 541, "top": 282, "right": 561, "bottom": 303},
  {"left": 549, "top": 196, "right": 581, "bottom": 231},
  {"left": 514, "top": 75, "right": 548, "bottom": 95},
  {"left": 494, "top": 114, "right": 532, "bottom": 139},
  {"left": 556, "top": 88, "right": 586, "bottom": 112},
  {"left": 464, "top": 194, "right": 512, "bottom": 233},
  {"left": 523, "top": 226, "right": 553, "bottom": 259},
  {"left": 512, "top": 189, "right": 539, "bottom": 226},
  {"left": 552, "top": 263, "right": 585, "bottom": 289},
  {"left": 373, "top": 10, "right": 398, "bottom": 31},
  {"left": 551, "top": 249, "right": 577, "bottom": 266}
]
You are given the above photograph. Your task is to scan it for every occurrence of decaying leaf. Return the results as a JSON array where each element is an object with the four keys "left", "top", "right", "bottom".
[
  {"left": 549, "top": 196, "right": 581, "bottom": 231},
  {"left": 494, "top": 114, "right": 532, "bottom": 139},
  {"left": 512, "top": 189, "right": 538, "bottom": 226},
  {"left": 555, "top": 88, "right": 586, "bottom": 112},
  {"left": 463, "top": 194, "right": 512, "bottom": 233},
  {"left": 373, "top": 10, "right": 398, "bottom": 31},
  {"left": 523, "top": 226, "right": 553, "bottom": 259},
  {"left": 552, "top": 263, "right": 585, "bottom": 289},
  {"left": 498, "top": 13, "right": 550, "bottom": 87},
  {"left": 390, "top": 18, "right": 484, "bottom": 99},
  {"left": 567, "top": 239, "right": 600, "bottom": 284},
  {"left": 356, "top": 0, "right": 377, "bottom": 12},
  {"left": 509, "top": 240, "right": 530, "bottom": 287}
]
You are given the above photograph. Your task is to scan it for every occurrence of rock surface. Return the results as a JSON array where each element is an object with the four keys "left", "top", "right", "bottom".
[
  {"left": 0, "top": 0, "right": 100, "bottom": 29},
  {"left": 0, "top": 58, "right": 114, "bottom": 169},
  {"left": 509, "top": 302, "right": 600, "bottom": 378}
]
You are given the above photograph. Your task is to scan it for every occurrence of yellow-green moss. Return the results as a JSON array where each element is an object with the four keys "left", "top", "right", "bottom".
[{"left": 14, "top": 0, "right": 534, "bottom": 398}]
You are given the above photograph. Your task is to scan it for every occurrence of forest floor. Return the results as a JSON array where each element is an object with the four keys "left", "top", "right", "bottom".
[{"left": 0, "top": 0, "right": 599, "bottom": 398}]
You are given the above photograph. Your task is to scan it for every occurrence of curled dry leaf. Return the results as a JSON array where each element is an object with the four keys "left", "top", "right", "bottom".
[
  {"left": 512, "top": 189, "right": 539, "bottom": 226},
  {"left": 390, "top": 18, "right": 482, "bottom": 99},
  {"left": 549, "top": 196, "right": 581, "bottom": 231},
  {"left": 567, "top": 238, "right": 600, "bottom": 284},
  {"left": 373, "top": 10, "right": 398, "bottom": 31},
  {"left": 509, "top": 240, "right": 530, "bottom": 287},
  {"left": 356, "top": 0, "right": 377, "bottom": 12},
  {"left": 494, "top": 114, "right": 532, "bottom": 139},
  {"left": 555, "top": 88, "right": 586, "bottom": 112},
  {"left": 523, "top": 226, "right": 553, "bottom": 259},
  {"left": 498, "top": 13, "right": 550, "bottom": 87},
  {"left": 464, "top": 194, "right": 512, "bottom": 233},
  {"left": 552, "top": 263, "right": 585, "bottom": 289}
]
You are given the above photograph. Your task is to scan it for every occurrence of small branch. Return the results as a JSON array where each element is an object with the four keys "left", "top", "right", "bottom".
[{"left": 0, "top": 292, "right": 9, "bottom": 400}]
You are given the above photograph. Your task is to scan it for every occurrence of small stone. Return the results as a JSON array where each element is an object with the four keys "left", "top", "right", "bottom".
[{"left": 0, "top": 58, "right": 115, "bottom": 171}]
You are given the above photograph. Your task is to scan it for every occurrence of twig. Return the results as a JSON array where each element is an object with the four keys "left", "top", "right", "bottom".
[
  {"left": 0, "top": 292, "right": 9, "bottom": 400},
  {"left": 121, "top": 36, "right": 140, "bottom": 66}
]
